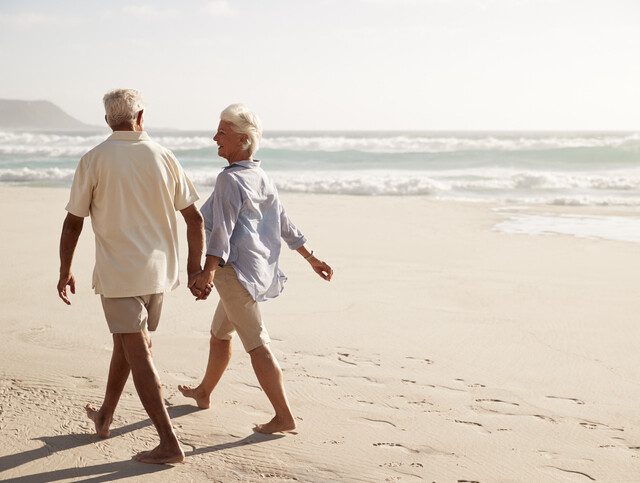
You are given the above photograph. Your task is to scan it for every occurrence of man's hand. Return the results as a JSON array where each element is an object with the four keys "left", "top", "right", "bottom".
[
  {"left": 308, "top": 257, "right": 333, "bottom": 281},
  {"left": 58, "top": 212, "right": 84, "bottom": 306},
  {"left": 188, "top": 269, "right": 215, "bottom": 301},
  {"left": 57, "top": 272, "right": 76, "bottom": 305}
]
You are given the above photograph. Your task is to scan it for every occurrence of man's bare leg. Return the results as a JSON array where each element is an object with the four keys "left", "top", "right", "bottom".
[
  {"left": 249, "top": 344, "right": 296, "bottom": 434},
  {"left": 179, "top": 335, "right": 231, "bottom": 409},
  {"left": 119, "top": 332, "right": 184, "bottom": 464},
  {"left": 86, "top": 333, "right": 130, "bottom": 438}
]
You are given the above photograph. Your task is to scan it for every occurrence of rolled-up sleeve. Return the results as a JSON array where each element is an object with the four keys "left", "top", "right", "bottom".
[
  {"left": 206, "top": 174, "right": 243, "bottom": 262},
  {"left": 280, "top": 204, "right": 307, "bottom": 250},
  {"left": 65, "top": 157, "right": 93, "bottom": 217}
]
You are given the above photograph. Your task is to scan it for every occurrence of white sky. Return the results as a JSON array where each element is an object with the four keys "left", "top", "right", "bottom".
[{"left": 0, "top": 0, "right": 638, "bottom": 130}]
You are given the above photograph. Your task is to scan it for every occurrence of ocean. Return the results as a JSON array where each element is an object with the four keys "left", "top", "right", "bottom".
[{"left": 1, "top": 130, "right": 639, "bottom": 207}]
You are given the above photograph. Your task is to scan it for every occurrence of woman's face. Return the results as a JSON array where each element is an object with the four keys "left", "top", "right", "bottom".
[{"left": 213, "top": 120, "right": 246, "bottom": 161}]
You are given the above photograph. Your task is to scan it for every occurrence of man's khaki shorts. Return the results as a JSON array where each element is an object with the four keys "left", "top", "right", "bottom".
[
  {"left": 100, "top": 294, "right": 163, "bottom": 334},
  {"left": 212, "top": 265, "right": 270, "bottom": 352}
]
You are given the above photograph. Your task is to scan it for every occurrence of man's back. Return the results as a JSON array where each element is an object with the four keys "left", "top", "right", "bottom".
[{"left": 66, "top": 131, "right": 198, "bottom": 297}]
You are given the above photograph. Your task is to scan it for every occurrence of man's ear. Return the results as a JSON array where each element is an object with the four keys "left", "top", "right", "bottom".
[
  {"left": 137, "top": 110, "right": 144, "bottom": 125},
  {"left": 104, "top": 115, "right": 109, "bottom": 127}
]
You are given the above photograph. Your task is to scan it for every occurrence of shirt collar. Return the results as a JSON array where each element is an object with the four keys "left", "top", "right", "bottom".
[
  {"left": 223, "top": 159, "right": 260, "bottom": 171},
  {"left": 108, "top": 131, "right": 151, "bottom": 141}
]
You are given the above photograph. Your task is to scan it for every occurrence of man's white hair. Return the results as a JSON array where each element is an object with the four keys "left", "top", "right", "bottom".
[
  {"left": 103, "top": 88, "right": 144, "bottom": 127},
  {"left": 220, "top": 104, "right": 263, "bottom": 156}
]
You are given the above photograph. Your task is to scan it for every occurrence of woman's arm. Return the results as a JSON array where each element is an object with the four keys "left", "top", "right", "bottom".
[{"left": 296, "top": 245, "right": 333, "bottom": 281}]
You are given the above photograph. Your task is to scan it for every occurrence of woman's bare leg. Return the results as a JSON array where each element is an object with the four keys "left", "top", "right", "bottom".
[
  {"left": 179, "top": 335, "right": 232, "bottom": 409},
  {"left": 249, "top": 344, "right": 295, "bottom": 434}
]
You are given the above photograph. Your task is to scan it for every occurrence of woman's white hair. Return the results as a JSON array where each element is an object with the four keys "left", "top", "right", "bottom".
[
  {"left": 103, "top": 88, "right": 144, "bottom": 127},
  {"left": 220, "top": 104, "right": 263, "bottom": 156}
]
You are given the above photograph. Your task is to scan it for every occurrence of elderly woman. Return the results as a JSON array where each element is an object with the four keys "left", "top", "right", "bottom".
[{"left": 179, "top": 104, "right": 333, "bottom": 433}]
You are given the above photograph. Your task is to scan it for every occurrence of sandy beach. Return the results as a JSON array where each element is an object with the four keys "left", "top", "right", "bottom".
[{"left": 1, "top": 186, "right": 639, "bottom": 481}]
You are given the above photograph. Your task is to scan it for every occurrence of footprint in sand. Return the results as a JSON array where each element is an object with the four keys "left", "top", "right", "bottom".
[
  {"left": 356, "top": 399, "right": 375, "bottom": 405},
  {"left": 359, "top": 417, "right": 397, "bottom": 428},
  {"left": 407, "top": 399, "right": 432, "bottom": 407},
  {"left": 323, "top": 439, "right": 344, "bottom": 445},
  {"left": 237, "top": 381, "right": 262, "bottom": 391},
  {"left": 476, "top": 398, "right": 519, "bottom": 406},
  {"left": 300, "top": 373, "right": 338, "bottom": 386},
  {"left": 260, "top": 472, "right": 297, "bottom": 480},
  {"left": 579, "top": 420, "right": 624, "bottom": 432},
  {"left": 454, "top": 419, "right": 484, "bottom": 428},
  {"left": 533, "top": 414, "right": 557, "bottom": 424},
  {"left": 337, "top": 354, "right": 358, "bottom": 366},
  {"left": 405, "top": 356, "right": 434, "bottom": 364},
  {"left": 546, "top": 395, "right": 585, "bottom": 405},
  {"left": 337, "top": 375, "right": 381, "bottom": 385},
  {"left": 337, "top": 351, "right": 381, "bottom": 367},
  {"left": 380, "top": 461, "right": 424, "bottom": 469},
  {"left": 435, "top": 384, "right": 466, "bottom": 393},
  {"left": 373, "top": 442, "right": 419, "bottom": 453},
  {"left": 453, "top": 419, "right": 492, "bottom": 434},
  {"left": 546, "top": 466, "right": 595, "bottom": 481}
]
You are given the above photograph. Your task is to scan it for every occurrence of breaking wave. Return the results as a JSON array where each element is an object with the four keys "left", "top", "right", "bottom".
[{"left": 2, "top": 130, "right": 640, "bottom": 156}]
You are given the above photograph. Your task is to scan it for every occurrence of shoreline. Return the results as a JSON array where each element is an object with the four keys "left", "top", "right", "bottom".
[{"left": 4, "top": 184, "right": 640, "bottom": 243}]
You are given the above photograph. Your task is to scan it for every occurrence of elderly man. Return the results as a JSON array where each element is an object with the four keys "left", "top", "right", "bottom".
[{"left": 57, "top": 89, "right": 206, "bottom": 464}]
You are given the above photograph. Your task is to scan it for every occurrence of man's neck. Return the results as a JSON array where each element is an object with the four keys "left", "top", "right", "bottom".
[{"left": 111, "top": 123, "right": 142, "bottom": 132}]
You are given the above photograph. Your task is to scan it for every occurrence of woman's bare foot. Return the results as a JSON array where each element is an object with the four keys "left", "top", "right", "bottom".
[
  {"left": 254, "top": 415, "right": 296, "bottom": 434},
  {"left": 85, "top": 404, "right": 113, "bottom": 438},
  {"left": 178, "top": 384, "right": 211, "bottom": 409},
  {"left": 133, "top": 444, "right": 185, "bottom": 464}
]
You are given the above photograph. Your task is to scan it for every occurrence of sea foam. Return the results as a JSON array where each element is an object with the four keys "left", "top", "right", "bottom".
[
  {"left": 1, "top": 130, "right": 638, "bottom": 206},
  {"left": 495, "top": 214, "right": 640, "bottom": 242},
  {"left": 2, "top": 130, "right": 640, "bottom": 156}
]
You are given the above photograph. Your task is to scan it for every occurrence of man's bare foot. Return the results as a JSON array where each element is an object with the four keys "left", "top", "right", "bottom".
[
  {"left": 133, "top": 444, "right": 185, "bottom": 464},
  {"left": 85, "top": 404, "right": 113, "bottom": 438},
  {"left": 178, "top": 384, "right": 210, "bottom": 409},
  {"left": 254, "top": 415, "right": 296, "bottom": 434}
]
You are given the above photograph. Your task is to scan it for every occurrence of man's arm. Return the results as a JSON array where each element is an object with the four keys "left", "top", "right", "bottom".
[
  {"left": 180, "top": 204, "right": 205, "bottom": 276},
  {"left": 57, "top": 212, "right": 84, "bottom": 305},
  {"left": 179, "top": 204, "right": 208, "bottom": 298}
]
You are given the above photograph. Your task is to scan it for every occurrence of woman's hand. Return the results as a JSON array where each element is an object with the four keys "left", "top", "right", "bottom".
[
  {"left": 188, "top": 269, "right": 215, "bottom": 300},
  {"left": 308, "top": 257, "right": 333, "bottom": 281}
]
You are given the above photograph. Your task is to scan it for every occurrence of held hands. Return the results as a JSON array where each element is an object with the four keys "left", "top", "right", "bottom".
[
  {"left": 188, "top": 269, "right": 215, "bottom": 301},
  {"left": 308, "top": 256, "right": 333, "bottom": 281},
  {"left": 57, "top": 272, "right": 76, "bottom": 305}
]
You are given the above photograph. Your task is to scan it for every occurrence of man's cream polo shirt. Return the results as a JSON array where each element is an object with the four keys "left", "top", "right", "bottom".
[{"left": 66, "top": 131, "right": 199, "bottom": 297}]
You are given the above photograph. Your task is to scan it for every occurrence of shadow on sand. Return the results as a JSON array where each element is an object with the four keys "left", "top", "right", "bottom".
[{"left": 0, "top": 404, "right": 280, "bottom": 482}]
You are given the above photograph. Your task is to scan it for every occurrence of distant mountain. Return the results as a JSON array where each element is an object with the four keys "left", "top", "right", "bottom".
[{"left": 0, "top": 99, "right": 95, "bottom": 130}]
